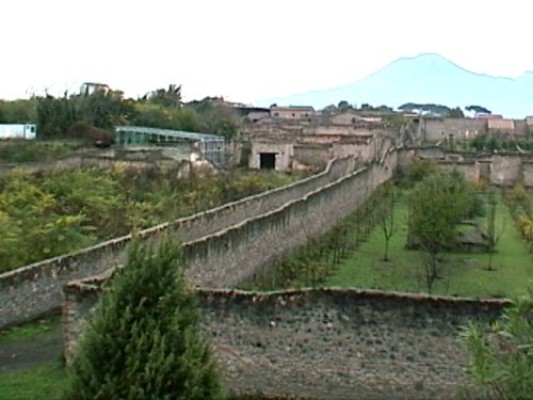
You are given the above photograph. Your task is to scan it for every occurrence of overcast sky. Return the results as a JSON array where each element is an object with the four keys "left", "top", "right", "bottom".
[{"left": 2, "top": 0, "right": 532, "bottom": 104}]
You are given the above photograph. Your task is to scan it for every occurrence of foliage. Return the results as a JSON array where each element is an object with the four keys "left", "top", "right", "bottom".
[
  {"left": 462, "top": 288, "right": 533, "bottom": 400},
  {"left": 408, "top": 172, "right": 479, "bottom": 292},
  {"left": 241, "top": 184, "right": 389, "bottom": 290},
  {"left": 36, "top": 95, "right": 78, "bottom": 138},
  {"left": 34, "top": 91, "right": 136, "bottom": 138},
  {"left": 398, "top": 103, "right": 464, "bottom": 117},
  {"left": 376, "top": 182, "right": 396, "bottom": 261},
  {"left": 466, "top": 105, "right": 492, "bottom": 115},
  {"left": 75, "top": 91, "right": 136, "bottom": 130},
  {"left": 27, "top": 85, "right": 239, "bottom": 139},
  {"left": 65, "top": 237, "right": 224, "bottom": 400},
  {"left": 146, "top": 84, "right": 182, "bottom": 108},
  {"left": 186, "top": 98, "right": 241, "bottom": 139},
  {"left": 337, "top": 100, "right": 352, "bottom": 110},
  {"left": 130, "top": 102, "right": 203, "bottom": 132},
  {"left": 0, "top": 99, "right": 37, "bottom": 123},
  {"left": 397, "top": 157, "right": 438, "bottom": 187},
  {"left": 321, "top": 104, "right": 338, "bottom": 115},
  {"left": 0, "top": 166, "right": 297, "bottom": 273},
  {"left": 326, "top": 193, "right": 532, "bottom": 298}
]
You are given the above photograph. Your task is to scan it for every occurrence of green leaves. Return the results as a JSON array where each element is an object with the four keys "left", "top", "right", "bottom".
[
  {"left": 0, "top": 166, "right": 296, "bottom": 273},
  {"left": 462, "top": 288, "right": 533, "bottom": 399},
  {"left": 409, "top": 171, "right": 477, "bottom": 254},
  {"left": 65, "top": 238, "right": 224, "bottom": 400}
]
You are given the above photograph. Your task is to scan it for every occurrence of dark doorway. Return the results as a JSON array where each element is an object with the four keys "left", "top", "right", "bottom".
[{"left": 259, "top": 152, "right": 276, "bottom": 170}]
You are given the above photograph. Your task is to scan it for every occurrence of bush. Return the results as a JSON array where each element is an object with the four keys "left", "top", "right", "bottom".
[
  {"left": 65, "top": 237, "right": 224, "bottom": 400},
  {"left": 462, "top": 288, "right": 533, "bottom": 399}
]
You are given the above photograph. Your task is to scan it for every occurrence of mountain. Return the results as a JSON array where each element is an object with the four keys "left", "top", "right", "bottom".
[{"left": 256, "top": 53, "right": 533, "bottom": 118}]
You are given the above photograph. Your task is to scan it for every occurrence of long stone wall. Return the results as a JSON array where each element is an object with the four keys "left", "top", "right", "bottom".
[
  {"left": 63, "top": 284, "right": 508, "bottom": 400},
  {"left": 0, "top": 157, "right": 357, "bottom": 328},
  {"left": 59, "top": 147, "right": 397, "bottom": 355},
  {"left": 183, "top": 151, "right": 395, "bottom": 287}
]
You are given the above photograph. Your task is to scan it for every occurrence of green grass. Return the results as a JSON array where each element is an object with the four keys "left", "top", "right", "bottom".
[
  {"left": 0, "top": 316, "right": 61, "bottom": 344},
  {"left": 325, "top": 193, "right": 533, "bottom": 298},
  {"left": 0, "top": 363, "right": 68, "bottom": 400}
]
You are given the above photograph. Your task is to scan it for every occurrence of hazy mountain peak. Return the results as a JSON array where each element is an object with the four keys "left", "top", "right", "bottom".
[{"left": 258, "top": 53, "right": 532, "bottom": 118}]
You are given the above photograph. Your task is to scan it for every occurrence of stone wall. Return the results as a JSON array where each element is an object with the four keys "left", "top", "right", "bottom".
[
  {"left": 293, "top": 144, "right": 331, "bottom": 167},
  {"left": 405, "top": 147, "right": 533, "bottom": 187},
  {"left": 420, "top": 118, "right": 487, "bottom": 142},
  {"left": 437, "top": 161, "right": 480, "bottom": 182},
  {"left": 0, "top": 156, "right": 358, "bottom": 328},
  {"left": 63, "top": 285, "right": 509, "bottom": 400},
  {"left": 182, "top": 151, "right": 396, "bottom": 288}
]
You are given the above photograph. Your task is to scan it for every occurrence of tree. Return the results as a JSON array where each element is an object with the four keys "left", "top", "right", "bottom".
[
  {"left": 408, "top": 172, "right": 476, "bottom": 292},
  {"left": 448, "top": 106, "right": 465, "bottom": 118},
  {"left": 337, "top": 100, "right": 351, "bottom": 111},
  {"left": 321, "top": 104, "right": 338, "bottom": 115},
  {"left": 466, "top": 105, "right": 492, "bottom": 115},
  {"left": 377, "top": 182, "right": 396, "bottom": 261},
  {"left": 485, "top": 194, "right": 505, "bottom": 270},
  {"left": 65, "top": 237, "right": 224, "bottom": 400},
  {"left": 148, "top": 84, "right": 182, "bottom": 108},
  {"left": 462, "top": 288, "right": 533, "bottom": 400},
  {"left": 186, "top": 98, "right": 240, "bottom": 139}
]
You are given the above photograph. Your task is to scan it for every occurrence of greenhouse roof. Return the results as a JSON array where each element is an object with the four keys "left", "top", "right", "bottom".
[{"left": 115, "top": 126, "right": 224, "bottom": 142}]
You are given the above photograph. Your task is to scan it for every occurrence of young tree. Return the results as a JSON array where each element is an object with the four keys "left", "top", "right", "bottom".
[
  {"left": 65, "top": 236, "right": 224, "bottom": 400},
  {"left": 485, "top": 193, "right": 505, "bottom": 270},
  {"left": 462, "top": 288, "right": 533, "bottom": 400},
  {"left": 377, "top": 182, "right": 396, "bottom": 261},
  {"left": 408, "top": 172, "right": 475, "bottom": 293}
]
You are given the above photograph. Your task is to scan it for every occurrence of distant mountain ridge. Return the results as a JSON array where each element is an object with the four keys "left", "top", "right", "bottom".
[{"left": 256, "top": 53, "right": 533, "bottom": 118}]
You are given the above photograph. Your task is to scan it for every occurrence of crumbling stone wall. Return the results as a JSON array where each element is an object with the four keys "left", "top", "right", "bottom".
[{"left": 63, "top": 285, "right": 508, "bottom": 400}]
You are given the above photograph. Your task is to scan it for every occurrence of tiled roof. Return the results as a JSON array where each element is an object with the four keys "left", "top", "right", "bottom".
[{"left": 487, "top": 119, "right": 515, "bottom": 131}]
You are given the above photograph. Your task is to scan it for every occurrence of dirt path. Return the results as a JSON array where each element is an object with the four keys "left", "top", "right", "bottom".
[{"left": 0, "top": 323, "right": 63, "bottom": 373}]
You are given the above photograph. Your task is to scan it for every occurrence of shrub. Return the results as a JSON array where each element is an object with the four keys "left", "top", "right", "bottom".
[
  {"left": 462, "top": 288, "right": 533, "bottom": 400},
  {"left": 65, "top": 237, "right": 224, "bottom": 400}
]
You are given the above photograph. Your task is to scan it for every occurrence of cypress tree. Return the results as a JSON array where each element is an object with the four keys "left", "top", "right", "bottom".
[{"left": 65, "top": 237, "right": 224, "bottom": 400}]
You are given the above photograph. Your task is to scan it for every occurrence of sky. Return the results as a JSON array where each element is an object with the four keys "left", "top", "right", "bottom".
[{"left": 2, "top": 0, "right": 532, "bottom": 104}]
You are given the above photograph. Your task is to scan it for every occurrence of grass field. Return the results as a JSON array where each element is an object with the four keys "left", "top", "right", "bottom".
[
  {"left": 0, "top": 363, "right": 68, "bottom": 400},
  {"left": 325, "top": 193, "right": 533, "bottom": 298}
]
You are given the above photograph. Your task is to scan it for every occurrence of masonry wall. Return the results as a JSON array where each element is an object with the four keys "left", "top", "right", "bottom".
[
  {"left": 63, "top": 286, "right": 508, "bottom": 400},
  {"left": 185, "top": 150, "right": 396, "bottom": 288},
  {"left": 249, "top": 142, "right": 294, "bottom": 170},
  {"left": 404, "top": 147, "right": 533, "bottom": 187},
  {"left": 421, "top": 118, "right": 487, "bottom": 142},
  {"left": 293, "top": 144, "right": 331, "bottom": 167},
  {"left": 0, "top": 156, "right": 357, "bottom": 328},
  {"left": 437, "top": 161, "right": 480, "bottom": 182}
]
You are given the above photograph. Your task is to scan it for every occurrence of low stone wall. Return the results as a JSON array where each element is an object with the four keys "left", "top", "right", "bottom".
[
  {"left": 63, "top": 285, "right": 509, "bottom": 400},
  {"left": 406, "top": 147, "right": 533, "bottom": 187},
  {"left": 0, "top": 156, "right": 356, "bottom": 328}
]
